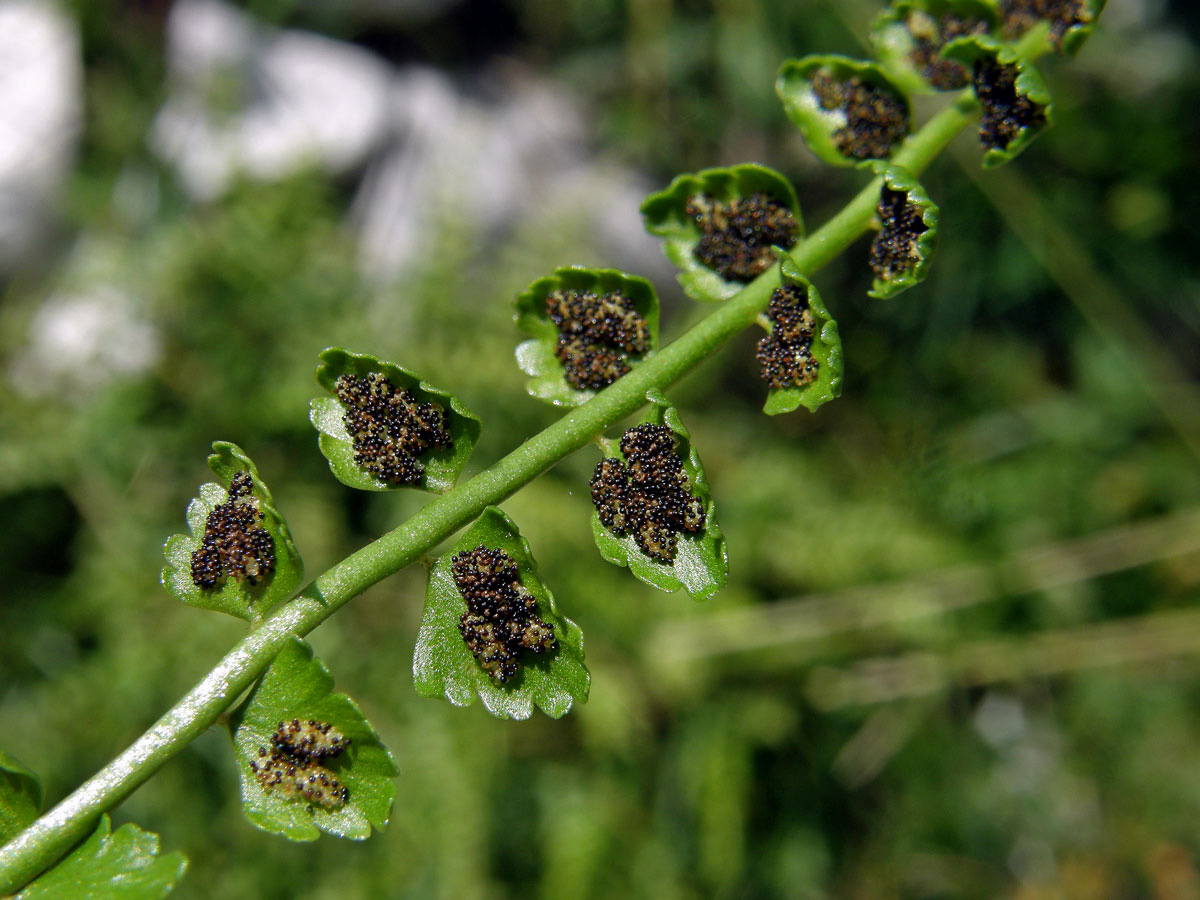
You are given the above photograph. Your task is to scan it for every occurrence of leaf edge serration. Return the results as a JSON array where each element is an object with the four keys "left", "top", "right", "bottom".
[
  {"left": 589, "top": 389, "right": 728, "bottom": 600},
  {"left": 309, "top": 346, "right": 482, "bottom": 494},
  {"left": 513, "top": 265, "right": 662, "bottom": 408},
  {"left": 160, "top": 441, "right": 304, "bottom": 624},
  {"left": 760, "top": 257, "right": 844, "bottom": 415},
  {"left": 414, "top": 506, "right": 590, "bottom": 721},
  {"left": 227, "top": 636, "right": 400, "bottom": 843},
  {"left": 866, "top": 163, "right": 941, "bottom": 300},
  {"left": 640, "top": 163, "right": 804, "bottom": 303},
  {"left": 776, "top": 53, "right": 914, "bottom": 169}
]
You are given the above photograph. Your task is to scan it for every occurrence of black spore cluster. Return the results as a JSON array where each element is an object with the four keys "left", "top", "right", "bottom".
[
  {"left": 190, "top": 471, "right": 276, "bottom": 589},
  {"left": 685, "top": 192, "right": 799, "bottom": 282},
  {"left": 810, "top": 68, "right": 910, "bottom": 160},
  {"left": 1000, "top": 0, "right": 1089, "bottom": 47},
  {"left": 904, "top": 11, "right": 989, "bottom": 90},
  {"left": 452, "top": 546, "right": 557, "bottom": 684},
  {"left": 590, "top": 424, "right": 707, "bottom": 564},
  {"left": 972, "top": 57, "right": 1047, "bottom": 150},
  {"left": 756, "top": 286, "right": 820, "bottom": 391},
  {"left": 271, "top": 718, "right": 351, "bottom": 761},
  {"left": 250, "top": 718, "right": 350, "bottom": 810},
  {"left": 546, "top": 288, "right": 650, "bottom": 390},
  {"left": 336, "top": 372, "right": 452, "bottom": 486},
  {"left": 869, "top": 185, "right": 929, "bottom": 283}
]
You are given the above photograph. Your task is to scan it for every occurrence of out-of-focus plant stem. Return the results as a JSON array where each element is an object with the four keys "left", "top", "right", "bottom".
[
  {"left": 808, "top": 604, "right": 1200, "bottom": 709},
  {"left": 648, "top": 506, "right": 1200, "bottom": 665}
]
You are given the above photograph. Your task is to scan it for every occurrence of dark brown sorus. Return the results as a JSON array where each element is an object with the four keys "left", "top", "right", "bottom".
[
  {"left": 756, "top": 286, "right": 820, "bottom": 390},
  {"left": 190, "top": 471, "right": 276, "bottom": 589},
  {"left": 250, "top": 717, "right": 351, "bottom": 809},
  {"left": 250, "top": 750, "right": 348, "bottom": 809},
  {"left": 590, "top": 424, "right": 706, "bottom": 564},
  {"left": 972, "top": 58, "right": 1046, "bottom": 151},
  {"left": 685, "top": 192, "right": 799, "bottom": 282},
  {"left": 869, "top": 186, "right": 928, "bottom": 282},
  {"left": 810, "top": 68, "right": 910, "bottom": 159},
  {"left": 336, "top": 372, "right": 452, "bottom": 486},
  {"left": 1000, "top": 0, "right": 1089, "bottom": 48},
  {"left": 271, "top": 718, "right": 350, "bottom": 762},
  {"left": 904, "top": 11, "right": 989, "bottom": 90},
  {"left": 545, "top": 288, "right": 650, "bottom": 391},
  {"left": 452, "top": 545, "right": 556, "bottom": 684}
]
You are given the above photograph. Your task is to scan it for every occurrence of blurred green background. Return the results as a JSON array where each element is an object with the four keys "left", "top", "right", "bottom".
[{"left": 2, "top": 0, "right": 1199, "bottom": 897}]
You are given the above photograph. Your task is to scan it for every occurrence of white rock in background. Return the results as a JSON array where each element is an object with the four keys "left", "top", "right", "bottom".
[
  {"left": 9, "top": 282, "right": 161, "bottom": 401},
  {"left": 352, "top": 66, "right": 667, "bottom": 284},
  {"left": 538, "top": 162, "right": 669, "bottom": 288},
  {"left": 350, "top": 68, "right": 461, "bottom": 279},
  {"left": 151, "top": 0, "right": 668, "bottom": 284},
  {"left": 0, "top": 0, "right": 81, "bottom": 268},
  {"left": 166, "top": 0, "right": 252, "bottom": 82},
  {"left": 152, "top": 0, "right": 394, "bottom": 200}
]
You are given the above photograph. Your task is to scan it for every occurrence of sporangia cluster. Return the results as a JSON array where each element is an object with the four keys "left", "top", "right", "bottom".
[
  {"left": 869, "top": 186, "right": 929, "bottom": 283},
  {"left": 271, "top": 718, "right": 351, "bottom": 760},
  {"left": 903, "top": 10, "right": 989, "bottom": 90},
  {"left": 452, "top": 546, "right": 557, "bottom": 684},
  {"left": 590, "top": 424, "right": 707, "bottom": 564},
  {"left": 810, "top": 68, "right": 910, "bottom": 160},
  {"left": 685, "top": 192, "right": 800, "bottom": 282},
  {"left": 756, "top": 286, "right": 820, "bottom": 390},
  {"left": 190, "top": 471, "right": 275, "bottom": 590},
  {"left": 1000, "top": 0, "right": 1090, "bottom": 48},
  {"left": 251, "top": 718, "right": 351, "bottom": 810},
  {"left": 545, "top": 288, "right": 650, "bottom": 390},
  {"left": 336, "top": 372, "right": 452, "bottom": 486},
  {"left": 972, "top": 58, "right": 1046, "bottom": 151}
]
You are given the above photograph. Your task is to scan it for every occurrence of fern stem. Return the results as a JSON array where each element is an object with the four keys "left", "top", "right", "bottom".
[{"left": 0, "top": 93, "right": 976, "bottom": 893}]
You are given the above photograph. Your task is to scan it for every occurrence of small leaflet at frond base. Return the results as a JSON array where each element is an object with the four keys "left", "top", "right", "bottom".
[
  {"left": 414, "top": 507, "right": 589, "bottom": 720},
  {"left": 228, "top": 637, "right": 399, "bottom": 842},
  {"left": 589, "top": 390, "right": 727, "bottom": 600},
  {"left": 310, "top": 347, "right": 482, "bottom": 494},
  {"left": 514, "top": 266, "right": 661, "bottom": 407},
  {"left": 161, "top": 442, "right": 303, "bottom": 624},
  {"left": 641, "top": 164, "right": 803, "bottom": 303},
  {"left": 14, "top": 815, "right": 186, "bottom": 900}
]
